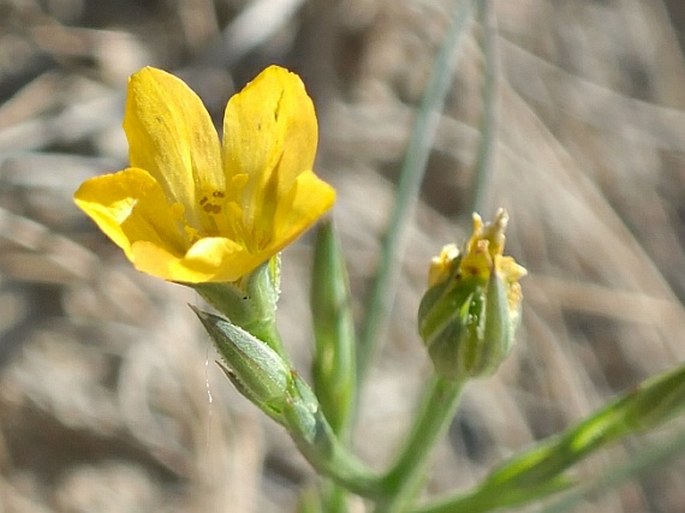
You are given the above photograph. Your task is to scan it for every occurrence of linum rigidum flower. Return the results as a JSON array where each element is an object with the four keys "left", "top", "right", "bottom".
[
  {"left": 74, "top": 65, "right": 335, "bottom": 283},
  {"left": 419, "top": 209, "right": 527, "bottom": 380}
]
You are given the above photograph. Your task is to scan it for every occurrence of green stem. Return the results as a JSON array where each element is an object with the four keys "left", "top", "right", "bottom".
[
  {"left": 412, "top": 426, "right": 685, "bottom": 513},
  {"left": 538, "top": 425, "right": 685, "bottom": 513},
  {"left": 357, "top": 0, "right": 476, "bottom": 385},
  {"left": 310, "top": 220, "right": 358, "bottom": 512},
  {"left": 375, "top": 376, "right": 466, "bottom": 513},
  {"left": 469, "top": 0, "right": 498, "bottom": 215},
  {"left": 321, "top": 482, "right": 349, "bottom": 513},
  {"left": 413, "top": 363, "right": 685, "bottom": 513},
  {"left": 293, "top": 425, "right": 382, "bottom": 498},
  {"left": 284, "top": 374, "right": 383, "bottom": 499},
  {"left": 409, "top": 488, "right": 498, "bottom": 513}
]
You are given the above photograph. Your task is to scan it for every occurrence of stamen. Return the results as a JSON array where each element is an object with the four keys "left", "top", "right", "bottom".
[
  {"left": 203, "top": 203, "right": 222, "bottom": 214},
  {"left": 199, "top": 189, "right": 226, "bottom": 217}
]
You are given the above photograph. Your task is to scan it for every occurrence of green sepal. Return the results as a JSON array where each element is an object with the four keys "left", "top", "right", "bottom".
[
  {"left": 418, "top": 256, "right": 474, "bottom": 348},
  {"left": 215, "top": 361, "right": 284, "bottom": 424},
  {"left": 418, "top": 270, "right": 483, "bottom": 380},
  {"left": 190, "top": 256, "right": 285, "bottom": 357},
  {"left": 189, "top": 257, "right": 280, "bottom": 324},
  {"left": 474, "top": 265, "right": 514, "bottom": 376}
]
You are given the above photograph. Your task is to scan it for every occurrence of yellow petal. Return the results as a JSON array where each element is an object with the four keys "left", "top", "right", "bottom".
[
  {"left": 74, "top": 167, "right": 188, "bottom": 260},
  {"left": 269, "top": 170, "right": 336, "bottom": 254},
  {"left": 428, "top": 244, "right": 460, "bottom": 287},
  {"left": 222, "top": 65, "right": 318, "bottom": 220},
  {"left": 131, "top": 237, "right": 257, "bottom": 283},
  {"left": 124, "top": 67, "right": 223, "bottom": 226},
  {"left": 76, "top": 66, "right": 335, "bottom": 285}
]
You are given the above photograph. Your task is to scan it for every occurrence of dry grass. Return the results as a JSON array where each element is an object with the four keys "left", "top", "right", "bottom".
[{"left": 0, "top": 0, "right": 684, "bottom": 511}]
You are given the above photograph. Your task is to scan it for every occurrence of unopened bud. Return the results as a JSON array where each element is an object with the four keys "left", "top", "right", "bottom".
[
  {"left": 192, "top": 306, "right": 291, "bottom": 420},
  {"left": 419, "top": 209, "right": 526, "bottom": 380}
]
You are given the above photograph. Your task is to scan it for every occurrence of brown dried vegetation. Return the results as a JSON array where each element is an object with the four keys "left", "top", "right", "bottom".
[{"left": 0, "top": 0, "right": 684, "bottom": 511}]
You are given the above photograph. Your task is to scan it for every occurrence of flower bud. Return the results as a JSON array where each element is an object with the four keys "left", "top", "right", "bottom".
[
  {"left": 418, "top": 209, "right": 526, "bottom": 380},
  {"left": 310, "top": 219, "right": 356, "bottom": 435},
  {"left": 192, "top": 306, "right": 291, "bottom": 421}
]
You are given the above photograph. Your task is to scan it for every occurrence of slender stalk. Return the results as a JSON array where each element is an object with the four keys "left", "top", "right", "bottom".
[
  {"left": 321, "top": 483, "right": 349, "bottom": 513},
  {"left": 284, "top": 375, "right": 384, "bottom": 499},
  {"left": 410, "top": 489, "right": 497, "bottom": 513},
  {"left": 374, "top": 376, "right": 466, "bottom": 513},
  {"left": 538, "top": 426, "right": 685, "bottom": 513},
  {"left": 412, "top": 427, "right": 685, "bottom": 513},
  {"left": 357, "top": 0, "right": 476, "bottom": 384},
  {"left": 413, "top": 363, "right": 685, "bottom": 513},
  {"left": 294, "top": 429, "right": 383, "bottom": 499},
  {"left": 469, "top": 0, "right": 499, "bottom": 215}
]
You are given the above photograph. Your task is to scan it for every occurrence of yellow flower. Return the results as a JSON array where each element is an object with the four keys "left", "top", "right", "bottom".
[{"left": 74, "top": 65, "right": 335, "bottom": 283}]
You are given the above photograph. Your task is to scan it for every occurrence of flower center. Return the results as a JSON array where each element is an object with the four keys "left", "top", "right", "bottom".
[
  {"left": 199, "top": 190, "right": 225, "bottom": 216},
  {"left": 192, "top": 188, "right": 260, "bottom": 252}
]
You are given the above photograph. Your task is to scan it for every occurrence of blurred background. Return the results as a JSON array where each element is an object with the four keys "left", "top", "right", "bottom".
[{"left": 1, "top": 0, "right": 685, "bottom": 511}]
